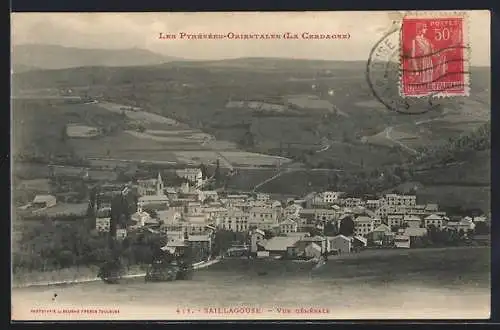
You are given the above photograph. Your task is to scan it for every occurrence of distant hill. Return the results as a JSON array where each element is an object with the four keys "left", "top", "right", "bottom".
[
  {"left": 171, "top": 57, "right": 367, "bottom": 71},
  {"left": 11, "top": 64, "right": 42, "bottom": 73},
  {"left": 11, "top": 44, "right": 182, "bottom": 70}
]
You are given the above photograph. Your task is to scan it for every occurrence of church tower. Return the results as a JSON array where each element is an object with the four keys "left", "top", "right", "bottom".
[{"left": 156, "top": 172, "right": 165, "bottom": 196}]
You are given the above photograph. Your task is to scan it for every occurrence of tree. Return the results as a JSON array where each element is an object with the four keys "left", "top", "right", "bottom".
[
  {"left": 338, "top": 216, "right": 355, "bottom": 236},
  {"left": 323, "top": 222, "right": 337, "bottom": 236},
  {"left": 308, "top": 227, "right": 322, "bottom": 237},
  {"left": 61, "top": 126, "right": 68, "bottom": 142},
  {"left": 199, "top": 163, "right": 209, "bottom": 180},
  {"left": 214, "top": 159, "right": 222, "bottom": 184},
  {"left": 263, "top": 230, "right": 275, "bottom": 240}
]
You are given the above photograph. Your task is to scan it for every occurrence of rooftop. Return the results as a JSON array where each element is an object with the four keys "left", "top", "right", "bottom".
[
  {"left": 262, "top": 236, "right": 301, "bottom": 251},
  {"left": 425, "top": 214, "right": 443, "bottom": 220},
  {"left": 188, "top": 235, "right": 211, "bottom": 242},
  {"left": 354, "top": 216, "right": 372, "bottom": 223},
  {"left": 33, "top": 195, "right": 56, "bottom": 203}
]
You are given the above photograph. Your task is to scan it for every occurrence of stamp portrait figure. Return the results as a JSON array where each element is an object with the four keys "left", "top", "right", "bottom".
[{"left": 410, "top": 22, "right": 435, "bottom": 85}]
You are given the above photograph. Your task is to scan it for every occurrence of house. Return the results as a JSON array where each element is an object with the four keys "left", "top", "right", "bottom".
[
  {"left": 425, "top": 203, "right": 439, "bottom": 213},
  {"left": 473, "top": 216, "right": 487, "bottom": 223},
  {"left": 387, "top": 214, "right": 404, "bottom": 229},
  {"left": 403, "top": 215, "right": 422, "bottom": 228},
  {"left": 369, "top": 224, "right": 391, "bottom": 241},
  {"left": 366, "top": 199, "right": 382, "bottom": 210},
  {"left": 299, "top": 236, "right": 327, "bottom": 253},
  {"left": 138, "top": 195, "right": 169, "bottom": 209},
  {"left": 223, "top": 208, "right": 249, "bottom": 232},
  {"left": 116, "top": 228, "right": 127, "bottom": 240},
  {"left": 167, "top": 231, "right": 185, "bottom": 241},
  {"left": 314, "top": 208, "right": 338, "bottom": 222},
  {"left": 187, "top": 234, "right": 212, "bottom": 260},
  {"left": 256, "top": 251, "right": 270, "bottom": 258},
  {"left": 394, "top": 234, "right": 410, "bottom": 248},
  {"left": 340, "top": 197, "right": 364, "bottom": 208},
  {"left": 250, "top": 229, "right": 266, "bottom": 253},
  {"left": 198, "top": 190, "right": 219, "bottom": 203},
  {"left": 384, "top": 194, "right": 417, "bottom": 207},
  {"left": 299, "top": 208, "right": 337, "bottom": 223},
  {"left": 327, "top": 235, "right": 352, "bottom": 254},
  {"left": 256, "top": 193, "right": 270, "bottom": 202},
  {"left": 424, "top": 214, "right": 444, "bottom": 229},
  {"left": 261, "top": 236, "right": 301, "bottom": 258},
  {"left": 165, "top": 187, "right": 178, "bottom": 200},
  {"left": 352, "top": 236, "right": 368, "bottom": 251},
  {"left": 284, "top": 204, "right": 303, "bottom": 218},
  {"left": 305, "top": 193, "right": 328, "bottom": 208},
  {"left": 130, "top": 205, "right": 152, "bottom": 228},
  {"left": 372, "top": 217, "right": 382, "bottom": 227},
  {"left": 354, "top": 216, "right": 374, "bottom": 237},
  {"left": 185, "top": 215, "right": 209, "bottom": 235},
  {"left": 279, "top": 218, "right": 298, "bottom": 234},
  {"left": 304, "top": 243, "right": 322, "bottom": 259},
  {"left": 446, "top": 219, "right": 475, "bottom": 233},
  {"left": 157, "top": 209, "right": 182, "bottom": 225},
  {"left": 176, "top": 168, "right": 204, "bottom": 186},
  {"left": 32, "top": 195, "right": 57, "bottom": 208},
  {"left": 403, "top": 227, "right": 428, "bottom": 238},
  {"left": 248, "top": 206, "right": 280, "bottom": 230},
  {"left": 162, "top": 237, "right": 188, "bottom": 256},
  {"left": 322, "top": 191, "right": 342, "bottom": 204},
  {"left": 367, "top": 224, "right": 393, "bottom": 246},
  {"left": 186, "top": 202, "right": 203, "bottom": 216},
  {"left": 137, "top": 172, "right": 165, "bottom": 196},
  {"left": 285, "top": 232, "right": 310, "bottom": 239},
  {"left": 201, "top": 206, "right": 227, "bottom": 224},
  {"left": 96, "top": 216, "right": 111, "bottom": 232}
]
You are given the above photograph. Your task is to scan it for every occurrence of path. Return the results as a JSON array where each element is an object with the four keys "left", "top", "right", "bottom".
[
  {"left": 253, "top": 168, "right": 297, "bottom": 192},
  {"left": 384, "top": 127, "right": 419, "bottom": 155},
  {"left": 383, "top": 117, "right": 442, "bottom": 155}
]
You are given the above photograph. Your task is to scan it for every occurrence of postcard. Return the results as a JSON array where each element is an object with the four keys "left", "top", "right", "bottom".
[{"left": 11, "top": 10, "right": 491, "bottom": 321}]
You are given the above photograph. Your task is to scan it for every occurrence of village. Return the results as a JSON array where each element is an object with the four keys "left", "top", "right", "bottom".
[{"left": 16, "top": 159, "right": 491, "bottom": 266}]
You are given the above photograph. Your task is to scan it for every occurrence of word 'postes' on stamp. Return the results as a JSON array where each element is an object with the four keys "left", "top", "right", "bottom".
[{"left": 400, "top": 16, "right": 468, "bottom": 97}]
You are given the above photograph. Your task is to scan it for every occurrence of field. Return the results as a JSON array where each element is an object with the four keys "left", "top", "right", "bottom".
[
  {"left": 416, "top": 185, "right": 490, "bottom": 212},
  {"left": 11, "top": 59, "right": 490, "bottom": 210},
  {"left": 208, "top": 246, "right": 490, "bottom": 289},
  {"left": 12, "top": 62, "right": 490, "bottom": 171},
  {"left": 12, "top": 98, "right": 291, "bottom": 168},
  {"left": 11, "top": 100, "right": 128, "bottom": 159},
  {"left": 66, "top": 124, "right": 100, "bottom": 138},
  {"left": 31, "top": 203, "right": 89, "bottom": 218}
]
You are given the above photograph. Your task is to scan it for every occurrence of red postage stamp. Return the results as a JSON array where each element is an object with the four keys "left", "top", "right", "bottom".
[{"left": 400, "top": 14, "right": 469, "bottom": 97}]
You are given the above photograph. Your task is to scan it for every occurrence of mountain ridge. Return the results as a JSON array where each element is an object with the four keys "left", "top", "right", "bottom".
[{"left": 12, "top": 44, "right": 183, "bottom": 71}]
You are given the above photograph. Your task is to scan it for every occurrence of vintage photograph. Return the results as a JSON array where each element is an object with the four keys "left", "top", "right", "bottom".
[{"left": 11, "top": 11, "right": 490, "bottom": 320}]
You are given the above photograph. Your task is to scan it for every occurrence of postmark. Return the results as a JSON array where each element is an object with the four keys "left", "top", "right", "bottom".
[
  {"left": 400, "top": 14, "right": 469, "bottom": 97},
  {"left": 366, "top": 11, "right": 470, "bottom": 114}
]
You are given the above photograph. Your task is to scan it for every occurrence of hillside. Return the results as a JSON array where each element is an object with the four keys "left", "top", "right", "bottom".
[
  {"left": 394, "top": 122, "right": 491, "bottom": 213},
  {"left": 11, "top": 44, "right": 181, "bottom": 70},
  {"left": 11, "top": 57, "right": 490, "bottom": 211}
]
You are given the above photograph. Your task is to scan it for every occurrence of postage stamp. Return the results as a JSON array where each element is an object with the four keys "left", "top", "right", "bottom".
[
  {"left": 400, "top": 13, "right": 470, "bottom": 97},
  {"left": 10, "top": 11, "right": 490, "bottom": 321}
]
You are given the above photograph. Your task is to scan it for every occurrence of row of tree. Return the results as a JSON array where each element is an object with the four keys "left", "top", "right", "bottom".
[{"left": 12, "top": 219, "right": 171, "bottom": 274}]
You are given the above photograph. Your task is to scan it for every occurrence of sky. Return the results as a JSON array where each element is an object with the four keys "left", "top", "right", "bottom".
[{"left": 11, "top": 11, "right": 490, "bottom": 65}]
